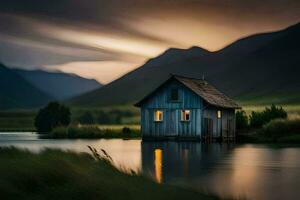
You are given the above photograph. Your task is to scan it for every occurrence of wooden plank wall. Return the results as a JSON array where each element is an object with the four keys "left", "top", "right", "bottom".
[
  {"left": 141, "top": 79, "right": 203, "bottom": 138},
  {"left": 203, "top": 106, "right": 235, "bottom": 138}
]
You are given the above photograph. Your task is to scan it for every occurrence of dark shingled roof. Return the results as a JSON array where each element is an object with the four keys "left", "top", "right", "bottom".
[
  {"left": 135, "top": 75, "right": 240, "bottom": 109},
  {"left": 174, "top": 76, "right": 239, "bottom": 109}
]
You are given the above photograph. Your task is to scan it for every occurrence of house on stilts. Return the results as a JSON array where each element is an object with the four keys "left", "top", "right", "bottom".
[{"left": 135, "top": 75, "right": 240, "bottom": 141}]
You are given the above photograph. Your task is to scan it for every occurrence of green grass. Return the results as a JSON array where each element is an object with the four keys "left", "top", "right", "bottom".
[
  {"left": 0, "top": 147, "right": 221, "bottom": 200},
  {"left": 0, "top": 106, "right": 140, "bottom": 132},
  {"left": 0, "top": 110, "right": 36, "bottom": 131},
  {"left": 48, "top": 125, "right": 141, "bottom": 139},
  {"left": 1, "top": 104, "right": 299, "bottom": 133},
  {"left": 71, "top": 105, "right": 140, "bottom": 124}
]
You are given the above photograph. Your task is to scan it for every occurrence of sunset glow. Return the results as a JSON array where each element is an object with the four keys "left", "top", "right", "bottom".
[{"left": 1, "top": 0, "right": 300, "bottom": 83}]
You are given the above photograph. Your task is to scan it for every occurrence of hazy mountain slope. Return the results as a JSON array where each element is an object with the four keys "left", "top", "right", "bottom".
[
  {"left": 0, "top": 64, "right": 52, "bottom": 109},
  {"left": 216, "top": 22, "right": 300, "bottom": 103},
  {"left": 70, "top": 22, "right": 300, "bottom": 106},
  {"left": 69, "top": 47, "right": 216, "bottom": 106},
  {"left": 14, "top": 69, "right": 102, "bottom": 100}
]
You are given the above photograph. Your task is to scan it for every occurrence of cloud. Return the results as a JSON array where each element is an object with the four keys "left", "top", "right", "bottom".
[{"left": 0, "top": 0, "right": 299, "bottom": 82}]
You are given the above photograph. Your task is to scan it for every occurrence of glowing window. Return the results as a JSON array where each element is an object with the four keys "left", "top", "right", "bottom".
[
  {"left": 181, "top": 110, "right": 190, "bottom": 121},
  {"left": 217, "top": 110, "right": 222, "bottom": 119},
  {"left": 154, "top": 110, "right": 163, "bottom": 122}
]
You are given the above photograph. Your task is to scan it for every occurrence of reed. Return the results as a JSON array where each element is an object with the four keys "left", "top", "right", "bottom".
[{"left": 0, "top": 147, "right": 220, "bottom": 200}]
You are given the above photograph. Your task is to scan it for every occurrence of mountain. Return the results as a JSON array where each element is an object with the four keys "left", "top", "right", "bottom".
[
  {"left": 70, "top": 22, "right": 300, "bottom": 106},
  {"left": 14, "top": 69, "right": 102, "bottom": 100},
  {"left": 0, "top": 63, "right": 52, "bottom": 109}
]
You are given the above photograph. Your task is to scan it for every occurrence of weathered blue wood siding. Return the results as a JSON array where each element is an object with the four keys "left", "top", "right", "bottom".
[
  {"left": 141, "top": 79, "right": 203, "bottom": 138},
  {"left": 202, "top": 105, "right": 236, "bottom": 138}
]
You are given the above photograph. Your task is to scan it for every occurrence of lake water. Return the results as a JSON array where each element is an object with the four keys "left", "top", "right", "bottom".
[{"left": 1, "top": 132, "right": 300, "bottom": 200}]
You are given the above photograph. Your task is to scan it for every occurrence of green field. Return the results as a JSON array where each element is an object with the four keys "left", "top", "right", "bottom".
[
  {"left": 0, "top": 105, "right": 140, "bottom": 132},
  {"left": 0, "top": 110, "right": 37, "bottom": 131},
  {"left": 0, "top": 147, "right": 220, "bottom": 200},
  {"left": 0, "top": 104, "right": 299, "bottom": 132},
  {"left": 48, "top": 125, "right": 141, "bottom": 139}
]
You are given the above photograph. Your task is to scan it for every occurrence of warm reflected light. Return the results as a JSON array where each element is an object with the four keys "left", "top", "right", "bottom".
[
  {"left": 154, "top": 148, "right": 163, "bottom": 183},
  {"left": 48, "top": 61, "right": 141, "bottom": 83}
]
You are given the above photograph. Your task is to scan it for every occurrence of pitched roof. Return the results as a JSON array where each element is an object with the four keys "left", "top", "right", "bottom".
[{"left": 135, "top": 75, "right": 240, "bottom": 109}]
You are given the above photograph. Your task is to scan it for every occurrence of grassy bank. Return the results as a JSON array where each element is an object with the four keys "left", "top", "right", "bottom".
[
  {"left": 0, "top": 106, "right": 140, "bottom": 132},
  {"left": 47, "top": 125, "right": 141, "bottom": 139},
  {"left": 238, "top": 119, "right": 300, "bottom": 143},
  {"left": 0, "top": 147, "right": 219, "bottom": 200},
  {"left": 0, "top": 110, "right": 36, "bottom": 132}
]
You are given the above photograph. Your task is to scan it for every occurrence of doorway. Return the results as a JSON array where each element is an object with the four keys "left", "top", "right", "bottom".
[
  {"left": 166, "top": 109, "right": 177, "bottom": 136},
  {"left": 203, "top": 118, "right": 213, "bottom": 141}
]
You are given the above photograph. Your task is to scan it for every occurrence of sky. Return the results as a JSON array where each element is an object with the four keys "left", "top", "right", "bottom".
[{"left": 1, "top": 0, "right": 300, "bottom": 84}]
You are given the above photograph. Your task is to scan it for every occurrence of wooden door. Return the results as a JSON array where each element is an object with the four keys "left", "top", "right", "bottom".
[
  {"left": 227, "top": 119, "right": 234, "bottom": 137},
  {"left": 203, "top": 118, "right": 213, "bottom": 141},
  {"left": 217, "top": 118, "right": 222, "bottom": 137},
  {"left": 166, "top": 109, "right": 177, "bottom": 136}
]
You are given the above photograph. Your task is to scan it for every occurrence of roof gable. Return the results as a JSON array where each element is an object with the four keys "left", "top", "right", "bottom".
[{"left": 135, "top": 75, "right": 239, "bottom": 108}]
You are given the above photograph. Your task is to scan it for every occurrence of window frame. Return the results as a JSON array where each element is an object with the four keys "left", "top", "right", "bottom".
[
  {"left": 170, "top": 88, "right": 180, "bottom": 102},
  {"left": 217, "top": 110, "right": 222, "bottom": 119},
  {"left": 181, "top": 109, "right": 191, "bottom": 122},
  {"left": 154, "top": 110, "right": 163, "bottom": 122}
]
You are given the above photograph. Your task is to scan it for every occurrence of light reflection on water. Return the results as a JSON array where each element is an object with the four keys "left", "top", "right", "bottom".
[
  {"left": 1, "top": 132, "right": 300, "bottom": 200},
  {"left": 0, "top": 132, "right": 142, "bottom": 171}
]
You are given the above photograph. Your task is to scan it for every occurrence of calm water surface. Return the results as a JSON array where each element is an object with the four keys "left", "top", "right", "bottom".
[{"left": 1, "top": 132, "right": 300, "bottom": 200}]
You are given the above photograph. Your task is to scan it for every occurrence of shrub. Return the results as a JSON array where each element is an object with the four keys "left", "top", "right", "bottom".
[
  {"left": 236, "top": 110, "right": 249, "bottom": 130},
  {"left": 96, "top": 109, "right": 137, "bottom": 125},
  {"left": 97, "top": 111, "right": 112, "bottom": 124},
  {"left": 249, "top": 111, "right": 265, "bottom": 128},
  {"left": 257, "top": 119, "right": 300, "bottom": 142},
  {"left": 249, "top": 104, "right": 287, "bottom": 128},
  {"left": 48, "top": 125, "right": 141, "bottom": 139},
  {"left": 78, "top": 112, "right": 95, "bottom": 124},
  {"left": 34, "top": 102, "right": 71, "bottom": 133},
  {"left": 122, "top": 127, "right": 131, "bottom": 137},
  {"left": 264, "top": 104, "right": 287, "bottom": 121}
]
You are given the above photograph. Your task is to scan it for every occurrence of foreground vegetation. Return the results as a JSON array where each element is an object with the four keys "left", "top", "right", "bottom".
[
  {"left": 47, "top": 125, "right": 140, "bottom": 139},
  {"left": 238, "top": 119, "right": 300, "bottom": 143},
  {"left": 0, "top": 147, "right": 219, "bottom": 200}
]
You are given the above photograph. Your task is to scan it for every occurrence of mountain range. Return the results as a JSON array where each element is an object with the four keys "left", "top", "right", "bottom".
[
  {"left": 70, "top": 22, "right": 300, "bottom": 107},
  {"left": 13, "top": 69, "right": 101, "bottom": 100},
  {"left": 0, "top": 64, "right": 102, "bottom": 109}
]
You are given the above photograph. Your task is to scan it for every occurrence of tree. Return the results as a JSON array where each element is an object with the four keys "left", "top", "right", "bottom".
[
  {"left": 249, "top": 104, "right": 287, "bottom": 128},
  {"left": 78, "top": 112, "right": 95, "bottom": 124},
  {"left": 236, "top": 110, "right": 249, "bottom": 130},
  {"left": 35, "top": 102, "right": 71, "bottom": 133},
  {"left": 249, "top": 111, "right": 265, "bottom": 128}
]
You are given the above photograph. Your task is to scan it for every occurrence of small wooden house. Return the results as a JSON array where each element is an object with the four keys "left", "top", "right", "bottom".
[{"left": 135, "top": 75, "right": 240, "bottom": 141}]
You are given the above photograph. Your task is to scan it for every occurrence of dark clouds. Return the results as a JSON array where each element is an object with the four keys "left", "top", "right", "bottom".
[{"left": 0, "top": 0, "right": 300, "bottom": 82}]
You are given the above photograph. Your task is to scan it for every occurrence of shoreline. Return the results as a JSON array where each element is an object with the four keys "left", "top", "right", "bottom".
[{"left": 0, "top": 147, "right": 221, "bottom": 200}]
